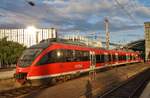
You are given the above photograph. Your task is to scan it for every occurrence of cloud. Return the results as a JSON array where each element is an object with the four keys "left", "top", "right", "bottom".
[{"left": 0, "top": 0, "right": 148, "bottom": 43}]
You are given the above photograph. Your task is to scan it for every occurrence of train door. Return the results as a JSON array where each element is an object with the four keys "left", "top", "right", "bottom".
[
  {"left": 115, "top": 53, "right": 118, "bottom": 64},
  {"left": 90, "top": 51, "right": 96, "bottom": 69},
  {"left": 126, "top": 54, "right": 129, "bottom": 62},
  {"left": 89, "top": 51, "right": 96, "bottom": 80}
]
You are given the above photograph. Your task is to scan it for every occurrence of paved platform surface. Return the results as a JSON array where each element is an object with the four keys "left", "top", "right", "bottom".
[
  {"left": 140, "top": 81, "right": 150, "bottom": 98},
  {"left": 22, "top": 63, "right": 150, "bottom": 98},
  {"left": 0, "top": 69, "right": 15, "bottom": 79}
]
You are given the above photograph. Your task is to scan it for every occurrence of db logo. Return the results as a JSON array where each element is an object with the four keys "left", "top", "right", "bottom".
[{"left": 75, "top": 64, "right": 83, "bottom": 68}]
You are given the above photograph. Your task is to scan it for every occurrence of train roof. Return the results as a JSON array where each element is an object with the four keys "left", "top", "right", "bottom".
[
  {"left": 29, "top": 42, "right": 51, "bottom": 49},
  {"left": 40, "top": 38, "right": 87, "bottom": 46},
  {"left": 30, "top": 38, "right": 105, "bottom": 49},
  {"left": 29, "top": 38, "right": 137, "bottom": 54}
]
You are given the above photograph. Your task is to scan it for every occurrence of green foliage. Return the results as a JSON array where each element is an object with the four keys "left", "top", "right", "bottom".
[{"left": 0, "top": 37, "right": 26, "bottom": 67}]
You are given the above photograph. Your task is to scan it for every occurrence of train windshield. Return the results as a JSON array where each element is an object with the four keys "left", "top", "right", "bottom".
[{"left": 18, "top": 48, "right": 43, "bottom": 67}]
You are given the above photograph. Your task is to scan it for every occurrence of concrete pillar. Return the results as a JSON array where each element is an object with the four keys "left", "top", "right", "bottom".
[{"left": 144, "top": 22, "right": 150, "bottom": 62}]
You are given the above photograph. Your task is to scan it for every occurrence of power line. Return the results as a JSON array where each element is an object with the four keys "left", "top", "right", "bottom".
[
  {"left": 114, "top": 0, "right": 140, "bottom": 25},
  {"left": 131, "top": 0, "right": 138, "bottom": 8}
]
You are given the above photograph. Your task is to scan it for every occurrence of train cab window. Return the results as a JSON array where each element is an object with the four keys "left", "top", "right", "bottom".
[{"left": 18, "top": 48, "right": 43, "bottom": 67}]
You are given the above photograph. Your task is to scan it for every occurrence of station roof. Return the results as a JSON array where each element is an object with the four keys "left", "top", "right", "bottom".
[{"left": 123, "top": 39, "right": 145, "bottom": 51}]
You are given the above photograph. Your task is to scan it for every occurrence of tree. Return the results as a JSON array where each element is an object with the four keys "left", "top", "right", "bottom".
[{"left": 0, "top": 37, "right": 26, "bottom": 68}]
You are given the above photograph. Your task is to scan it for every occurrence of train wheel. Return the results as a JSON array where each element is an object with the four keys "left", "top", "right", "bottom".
[
  {"left": 66, "top": 75, "right": 71, "bottom": 80},
  {"left": 51, "top": 78, "right": 57, "bottom": 84},
  {"left": 62, "top": 76, "right": 67, "bottom": 82},
  {"left": 17, "top": 79, "right": 26, "bottom": 85}
]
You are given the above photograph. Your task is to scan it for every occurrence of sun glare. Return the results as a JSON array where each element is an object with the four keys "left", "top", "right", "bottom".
[{"left": 25, "top": 26, "right": 37, "bottom": 36}]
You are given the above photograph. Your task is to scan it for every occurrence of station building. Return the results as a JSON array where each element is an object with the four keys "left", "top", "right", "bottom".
[
  {"left": 64, "top": 34, "right": 102, "bottom": 48},
  {"left": 0, "top": 27, "right": 57, "bottom": 47}
]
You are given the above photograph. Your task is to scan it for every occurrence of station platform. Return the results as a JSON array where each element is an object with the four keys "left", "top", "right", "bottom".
[
  {"left": 0, "top": 68, "right": 15, "bottom": 79},
  {"left": 140, "top": 81, "right": 150, "bottom": 98},
  {"left": 22, "top": 63, "right": 150, "bottom": 98}
]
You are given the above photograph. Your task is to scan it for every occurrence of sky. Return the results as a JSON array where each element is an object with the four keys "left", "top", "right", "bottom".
[{"left": 0, "top": 0, "right": 150, "bottom": 44}]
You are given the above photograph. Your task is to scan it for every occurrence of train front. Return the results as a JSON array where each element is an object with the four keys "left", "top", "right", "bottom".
[{"left": 15, "top": 48, "right": 42, "bottom": 84}]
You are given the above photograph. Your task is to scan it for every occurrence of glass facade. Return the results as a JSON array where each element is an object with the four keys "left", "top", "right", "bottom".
[{"left": 0, "top": 28, "right": 57, "bottom": 47}]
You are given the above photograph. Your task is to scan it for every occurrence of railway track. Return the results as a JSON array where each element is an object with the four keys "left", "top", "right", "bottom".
[
  {"left": 0, "top": 74, "right": 80, "bottom": 98},
  {"left": 98, "top": 68, "right": 150, "bottom": 98},
  {"left": 0, "top": 84, "right": 49, "bottom": 98}
]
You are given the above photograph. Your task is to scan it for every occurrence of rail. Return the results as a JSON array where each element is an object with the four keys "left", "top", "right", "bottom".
[{"left": 98, "top": 68, "right": 150, "bottom": 98}]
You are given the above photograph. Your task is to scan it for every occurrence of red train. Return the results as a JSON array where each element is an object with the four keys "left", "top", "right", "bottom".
[{"left": 15, "top": 38, "right": 142, "bottom": 85}]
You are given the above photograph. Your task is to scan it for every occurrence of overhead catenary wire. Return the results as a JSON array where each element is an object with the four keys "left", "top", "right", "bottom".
[{"left": 114, "top": 0, "right": 140, "bottom": 25}]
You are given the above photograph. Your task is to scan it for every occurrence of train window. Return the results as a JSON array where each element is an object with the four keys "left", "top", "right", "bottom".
[
  {"left": 96, "top": 55, "right": 100, "bottom": 63},
  {"left": 112, "top": 55, "right": 116, "bottom": 61},
  {"left": 45, "top": 50, "right": 64, "bottom": 63},
  {"left": 127, "top": 55, "right": 130, "bottom": 60},
  {"left": 122, "top": 55, "right": 126, "bottom": 60},
  {"left": 37, "top": 54, "right": 49, "bottom": 65},
  {"left": 74, "top": 50, "right": 89, "bottom": 61},
  {"left": 135, "top": 56, "right": 137, "bottom": 60},
  {"left": 57, "top": 50, "right": 90, "bottom": 62},
  {"left": 37, "top": 50, "right": 64, "bottom": 65},
  {"left": 118, "top": 55, "right": 122, "bottom": 60},
  {"left": 83, "top": 51, "right": 90, "bottom": 61},
  {"left": 100, "top": 54, "right": 105, "bottom": 63},
  {"left": 115, "top": 55, "right": 118, "bottom": 61},
  {"left": 126, "top": 55, "right": 128, "bottom": 60},
  {"left": 63, "top": 50, "right": 74, "bottom": 62},
  {"left": 104, "top": 55, "right": 109, "bottom": 62},
  {"left": 75, "top": 50, "right": 82, "bottom": 61},
  {"left": 133, "top": 56, "right": 135, "bottom": 60},
  {"left": 130, "top": 55, "right": 132, "bottom": 60},
  {"left": 96, "top": 54, "right": 108, "bottom": 63},
  {"left": 37, "top": 49, "right": 90, "bottom": 65},
  {"left": 108, "top": 54, "right": 112, "bottom": 61}
]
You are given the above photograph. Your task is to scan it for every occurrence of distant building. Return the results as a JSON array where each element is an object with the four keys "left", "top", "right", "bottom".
[
  {"left": 144, "top": 22, "right": 150, "bottom": 61},
  {"left": 0, "top": 28, "right": 57, "bottom": 47},
  {"left": 64, "top": 35, "right": 102, "bottom": 48}
]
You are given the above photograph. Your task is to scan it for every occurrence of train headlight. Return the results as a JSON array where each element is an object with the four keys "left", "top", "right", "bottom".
[{"left": 57, "top": 51, "right": 61, "bottom": 57}]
